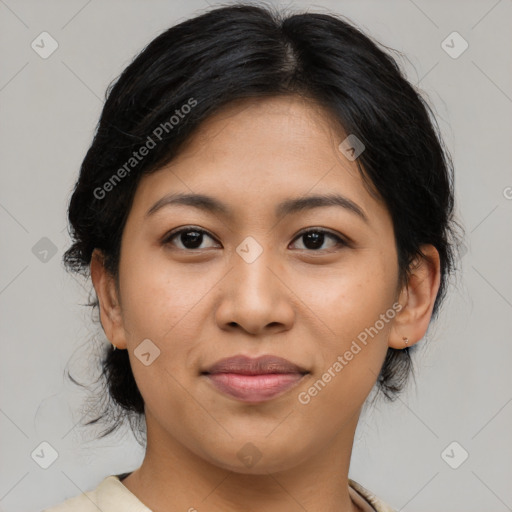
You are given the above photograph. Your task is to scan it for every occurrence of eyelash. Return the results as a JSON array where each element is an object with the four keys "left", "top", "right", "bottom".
[{"left": 162, "top": 226, "right": 349, "bottom": 252}]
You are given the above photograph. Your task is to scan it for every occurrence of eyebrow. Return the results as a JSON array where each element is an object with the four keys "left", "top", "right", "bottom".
[{"left": 145, "top": 192, "right": 368, "bottom": 223}]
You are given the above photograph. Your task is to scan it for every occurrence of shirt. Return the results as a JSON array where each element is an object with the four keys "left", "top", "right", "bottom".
[{"left": 42, "top": 473, "right": 396, "bottom": 512}]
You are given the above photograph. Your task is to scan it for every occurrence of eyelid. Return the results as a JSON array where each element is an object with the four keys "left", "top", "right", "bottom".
[{"left": 161, "top": 225, "right": 219, "bottom": 245}]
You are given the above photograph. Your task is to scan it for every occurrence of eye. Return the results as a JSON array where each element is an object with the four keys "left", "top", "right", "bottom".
[
  {"left": 162, "top": 226, "right": 348, "bottom": 252},
  {"left": 290, "top": 228, "right": 348, "bottom": 251},
  {"left": 162, "top": 226, "right": 220, "bottom": 250}
]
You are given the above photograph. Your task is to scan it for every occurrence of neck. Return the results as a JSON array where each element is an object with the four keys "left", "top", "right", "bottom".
[{"left": 121, "top": 409, "right": 363, "bottom": 512}]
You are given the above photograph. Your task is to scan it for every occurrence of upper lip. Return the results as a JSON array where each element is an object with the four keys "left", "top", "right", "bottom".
[{"left": 203, "top": 355, "right": 309, "bottom": 375}]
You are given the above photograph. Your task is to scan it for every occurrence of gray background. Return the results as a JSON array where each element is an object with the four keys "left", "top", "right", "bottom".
[{"left": 1, "top": 0, "right": 511, "bottom": 511}]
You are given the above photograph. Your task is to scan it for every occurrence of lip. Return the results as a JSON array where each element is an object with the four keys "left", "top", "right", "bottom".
[
  {"left": 202, "top": 355, "right": 309, "bottom": 403},
  {"left": 204, "top": 354, "right": 308, "bottom": 375}
]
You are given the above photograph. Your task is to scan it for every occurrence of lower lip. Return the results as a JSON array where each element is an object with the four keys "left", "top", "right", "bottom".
[{"left": 204, "top": 373, "right": 306, "bottom": 402}]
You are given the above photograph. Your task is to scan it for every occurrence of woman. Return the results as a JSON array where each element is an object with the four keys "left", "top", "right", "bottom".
[{"left": 45, "top": 3, "right": 459, "bottom": 511}]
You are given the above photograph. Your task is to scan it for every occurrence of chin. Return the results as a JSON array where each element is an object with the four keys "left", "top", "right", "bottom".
[{"left": 198, "top": 437, "right": 311, "bottom": 475}]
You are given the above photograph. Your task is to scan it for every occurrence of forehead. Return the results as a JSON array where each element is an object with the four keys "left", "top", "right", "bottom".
[
  {"left": 178, "top": 95, "right": 347, "bottom": 163},
  {"left": 129, "top": 95, "right": 388, "bottom": 228}
]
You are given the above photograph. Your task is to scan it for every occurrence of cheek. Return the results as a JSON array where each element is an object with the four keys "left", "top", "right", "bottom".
[
  {"left": 294, "top": 251, "right": 397, "bottom": 408},
  {"left": 119, "top": 247, "right": 206, "bottom": 340},
  {"left": 118, "top": 255, "right": 206, "bottom": 417},
  {"left": 298, "top": 250, "right": 398, "bottom": 343}
]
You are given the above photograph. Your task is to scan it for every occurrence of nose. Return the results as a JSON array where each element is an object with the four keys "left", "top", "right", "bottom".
[{"left": 215, "top": 243, "right": 295, "bottom": 336}]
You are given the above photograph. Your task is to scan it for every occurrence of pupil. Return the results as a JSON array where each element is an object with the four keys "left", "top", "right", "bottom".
[
  {"left": 304, "top": 232, "right": 323, "bottom": 249},
  {"left": 181, "top": 231, "right": 202, "bottom": 249}
]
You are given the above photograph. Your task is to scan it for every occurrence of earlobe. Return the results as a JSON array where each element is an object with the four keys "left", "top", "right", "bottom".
[
  {"left": 90, "top": 249, "right": 127, "bottom": 349},
  {"left": 389, "top": 245, "right": 441, "bottom": 350}
]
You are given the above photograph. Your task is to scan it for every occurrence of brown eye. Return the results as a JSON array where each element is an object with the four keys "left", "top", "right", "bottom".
[
  {"left": 291, "top": 229, "right": 347, "bottom": 251},
  {"left": 163, "top": 227, "right": 220, "bottom": 250}
]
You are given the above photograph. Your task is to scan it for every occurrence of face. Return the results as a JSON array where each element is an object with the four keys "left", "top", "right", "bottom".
[{"left": 106, "top": 95, "right": 404, "bottom": 473}]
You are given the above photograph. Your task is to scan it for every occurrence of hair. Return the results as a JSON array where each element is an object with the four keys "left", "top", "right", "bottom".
[{"left": 62, "top": 1, "right": 462, "bottom": 445}]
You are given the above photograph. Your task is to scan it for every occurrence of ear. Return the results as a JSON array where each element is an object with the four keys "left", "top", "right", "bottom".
[
  {"left": 389, "top": 244, "right": 441, "bottom": 349},
  {"left": 90, "top": 249, "right": 128, "bottom": 349}
]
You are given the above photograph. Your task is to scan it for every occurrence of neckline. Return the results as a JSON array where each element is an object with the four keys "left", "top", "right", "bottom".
[
  {"left": 348, "top": 480, "right": 378, "bottom": 512},
  {"left": 113, "top": 472, "right": 378, "bottom": 512}
]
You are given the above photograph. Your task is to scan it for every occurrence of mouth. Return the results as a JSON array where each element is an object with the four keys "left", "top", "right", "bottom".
[{"left": 201, "top": 355, "right": 309, "bottom": 403}]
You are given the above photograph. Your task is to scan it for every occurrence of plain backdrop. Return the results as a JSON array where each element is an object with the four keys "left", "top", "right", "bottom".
[{"left": 1, "top": 1, "right": 511, "bottom": 511}]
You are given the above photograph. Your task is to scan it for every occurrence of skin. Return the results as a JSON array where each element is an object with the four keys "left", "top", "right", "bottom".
[{"left": 91, "top": 94, "right": 441, "bottom": 512}]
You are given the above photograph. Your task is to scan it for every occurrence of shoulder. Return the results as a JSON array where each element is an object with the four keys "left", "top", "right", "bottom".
[
  {"left": 349, "top": 478, "right": 397, "bottom": 512},
  {"left": 42, "top": 474, "right": 150, "bottom": 512},
  {"left": 42, "top": 484, "right": 99, "bottom": 512}
]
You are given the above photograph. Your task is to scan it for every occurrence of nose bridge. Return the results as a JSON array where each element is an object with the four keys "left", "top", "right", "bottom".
[{"left": 233, "top": 234, "right": 277, "bottom": 301}]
